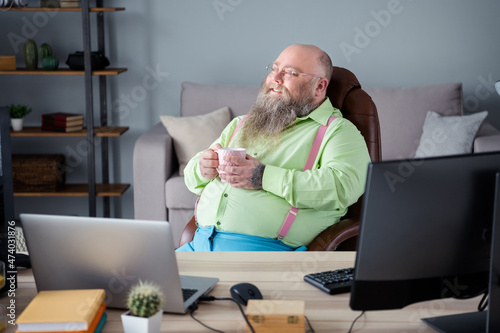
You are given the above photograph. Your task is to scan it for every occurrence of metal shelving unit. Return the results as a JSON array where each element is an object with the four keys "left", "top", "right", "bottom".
[{"left": 1, "top": 1, "right": 128, "bottom": 217}]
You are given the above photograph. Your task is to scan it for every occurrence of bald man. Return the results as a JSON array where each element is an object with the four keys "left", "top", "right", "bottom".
[{"left": 179, "top": 44, "right": 370, "bottom": 251}]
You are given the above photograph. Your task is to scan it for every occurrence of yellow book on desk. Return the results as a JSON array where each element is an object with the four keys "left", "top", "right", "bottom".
[
  {"left": 16, "top": 289, "right": 105, "bottom": 332},
  {"left": 16, "top": 303, "right": 106, "bottom": 333}
]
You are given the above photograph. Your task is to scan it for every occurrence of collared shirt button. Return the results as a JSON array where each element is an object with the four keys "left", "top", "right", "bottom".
[
  {"left": 216, "top": 221, "right": 221, "bottom": 225},
  {"left": 224, "top": 193, "right": 228, "bottom": 197}
]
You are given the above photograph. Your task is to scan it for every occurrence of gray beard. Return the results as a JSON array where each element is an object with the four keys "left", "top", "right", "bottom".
[{"left": 235, "top": 79, "right": 320, "bottom": 150}]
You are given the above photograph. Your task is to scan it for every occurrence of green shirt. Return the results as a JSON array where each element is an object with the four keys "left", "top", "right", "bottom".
[{"left": 184, "top": 98, "right": 371, "bottom": 247}]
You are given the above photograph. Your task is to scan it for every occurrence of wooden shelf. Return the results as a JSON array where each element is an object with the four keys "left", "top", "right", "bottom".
[
  {"left": 5, "top": 7, "right": 125, "bottom": 12},
  {"left": 14, "top": 183, "right": 130, "bottom": 197},
  {"left": 0, "top": 68, "right": 127, "bottom": 76},
  {"left": 11, "top": 126, "right": 128, "bottom": 137}
]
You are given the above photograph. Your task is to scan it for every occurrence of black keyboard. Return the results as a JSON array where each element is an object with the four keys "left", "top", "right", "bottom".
[
  {"left": 304, "top": 267, "right": 355, "bottom": 295},
  {"left": 182, "top": 288, "right": 198, "bottom": 301}
]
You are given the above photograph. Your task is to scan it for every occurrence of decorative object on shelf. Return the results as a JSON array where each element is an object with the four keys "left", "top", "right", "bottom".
[
  {"left": 8, "top": 104, "right": 31, "bottom": 131},
  {"left": 0, "top": 0, "right": 27, "bottom": 8},
  {"left": 495, "top": 80, "right": 500, "bottom": 95},
  {"left": 40, "top": 0, "right": 57, "bottom": 7},
  {"left": 121, "top": 280, "right": 164, "bottom": 333},
  {"left": 23, "top": 39, "right": 38, "bottom": 70},
  {"left": 38, "top": 43, "right": 59, "bottom": 70},
  {"left": 41, "top": 56, "right": 59, "bottom": 70},
  {"left": 12, "top": 154, "right": 66, "bottom": 192},
  {"left": 41, "top": 0, "right": 79, "bottom": 8},
  {"left": 66, "top": 51, "right": 110, "bottom": 70},
  {"left": 38, "top": 43, "right": 52, "bottom": 60},
  {"left": 0, "top": 55, "right": 15, "bottom": 70}
]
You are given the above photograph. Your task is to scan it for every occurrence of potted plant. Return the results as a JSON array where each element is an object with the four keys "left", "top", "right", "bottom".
[
  {"left": 8, "top": 104, "right": 32, "bottom": 131},
  {"left": 121, "top": 280, "right": 164, "bottom": 333}
]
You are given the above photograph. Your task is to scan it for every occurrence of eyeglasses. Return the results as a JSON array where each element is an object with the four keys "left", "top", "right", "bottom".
[{"left": 266, "top": 64, "right": 323, "bottom": 81}]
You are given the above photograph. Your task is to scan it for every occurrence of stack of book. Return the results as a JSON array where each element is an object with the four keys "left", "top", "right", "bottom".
[
  {"left": 42, "top": 112, "right": 84, "bottom": 132},
  {"left": 16, "top": 289, "right": 107, "bottom": 333},
  {"left": 59, "top": 0, "right": 79, "bottom": 8}
]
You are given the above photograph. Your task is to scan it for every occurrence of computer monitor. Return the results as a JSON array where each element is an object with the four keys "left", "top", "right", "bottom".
[{"left": 350, "top": 152, "right": 500, "bottom": 333}]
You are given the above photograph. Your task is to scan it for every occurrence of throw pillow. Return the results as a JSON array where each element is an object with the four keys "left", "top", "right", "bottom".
[
  {"left": 160, "top": 107, "right": 231, "bottom": 175},
  {"left": 414, "top": 110, "right": 488, "bottom": 158}
]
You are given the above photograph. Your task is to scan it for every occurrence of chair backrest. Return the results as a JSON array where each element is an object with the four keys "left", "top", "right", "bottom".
[
  {"left": 326, "top": 66, "right": 381, "bottom": 221},
  {"left": 327, "top": 66, "right": 382, "bottom": 163},
  {"left": 307, "top": 67, "right": 382, "bottom": 251}
]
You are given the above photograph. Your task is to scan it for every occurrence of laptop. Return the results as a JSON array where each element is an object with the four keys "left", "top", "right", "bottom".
[{"left": 20, "top": 214, "right": 219, "bottom": 314}]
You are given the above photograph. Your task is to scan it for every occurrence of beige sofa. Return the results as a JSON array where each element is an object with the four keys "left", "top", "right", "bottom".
[{"left": 133, "top": 81, "right": 500, "bottom": 245}]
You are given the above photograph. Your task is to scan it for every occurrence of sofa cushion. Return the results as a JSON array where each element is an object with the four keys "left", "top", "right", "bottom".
[
  {"left": 160, "top": 107, "right": 231, "bottom": 175},
  {"left": 414, "top": 110, "right": 488, "bottom": 158},
  {"left": 364, "top": 83, "right": 463, "bottom": 159},
  {"left": 181, "top": 81, "right": 259, "bottom": 118}
]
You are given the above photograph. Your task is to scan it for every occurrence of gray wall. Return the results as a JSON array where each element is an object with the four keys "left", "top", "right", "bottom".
[{"left": 1, "top": 0, "right": 500, "bottom": 219}]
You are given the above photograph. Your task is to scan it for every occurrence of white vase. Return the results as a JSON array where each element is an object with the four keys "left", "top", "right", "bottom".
[
  {"left": 11, "top": 118, "right": 24, "bottom": 131},
  {"left": 121, "top": 309, "right": 162, "bottom": 333}
]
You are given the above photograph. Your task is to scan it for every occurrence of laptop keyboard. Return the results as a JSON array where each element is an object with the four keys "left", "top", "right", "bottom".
[
  {"left": 182, "top": 288, "right": 198, "bottom": 301},
  {"left": 304, "top": 267, "right": 354, "bottom": 295}
]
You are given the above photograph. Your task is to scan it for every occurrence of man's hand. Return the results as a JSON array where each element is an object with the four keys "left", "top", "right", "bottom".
[
  {"left": 218, "top": 154, "right": 266, "bottom": 190},
  {"left": 199, "top": 143, "right": 222, "bottom": 180}
]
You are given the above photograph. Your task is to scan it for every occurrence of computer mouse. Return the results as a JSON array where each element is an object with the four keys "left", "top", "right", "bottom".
[{"left": 230, "top": 282, "right": 263, "bottom": 306}]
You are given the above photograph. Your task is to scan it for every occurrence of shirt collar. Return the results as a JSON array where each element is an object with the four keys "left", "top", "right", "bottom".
[{"left": 294, "top": 97, "right": 342, "bottom": 126}]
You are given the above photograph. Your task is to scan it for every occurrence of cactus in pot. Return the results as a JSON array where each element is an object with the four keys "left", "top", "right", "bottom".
[
  {"left": 127, "top": 280, "right": 163, "bottom": 317},
  {"left": 122, "top": 280, "right": 164, "bottom": 333}
]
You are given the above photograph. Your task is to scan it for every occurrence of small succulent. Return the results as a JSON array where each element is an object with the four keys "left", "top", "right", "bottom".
[
  {"left": 127, "top": 280, "right": 164, "bottom": 317},
  {"left": 8, "top": 104, "right": 32, "bottom": 119}
]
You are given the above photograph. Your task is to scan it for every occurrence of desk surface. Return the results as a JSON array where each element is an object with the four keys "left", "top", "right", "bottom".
[{"left": 6, "top": 251, "right": 482, "bottom": 332}]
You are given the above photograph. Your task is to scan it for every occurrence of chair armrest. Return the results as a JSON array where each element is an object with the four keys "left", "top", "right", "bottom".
[
  {"left": 178, "top": 216, "right": 197, "bottom": 248},
  {"left": 474, "top": 135, "right": 500, "bottom": 153},
  {"left": 133, "top": 123, "right": 175, "bottom": 221},
  {"left": 474, "top": 122, "right": 500, "bottom": 153},
  {"left": 307, "top": 217, "right": 360, "bottom": 251}
]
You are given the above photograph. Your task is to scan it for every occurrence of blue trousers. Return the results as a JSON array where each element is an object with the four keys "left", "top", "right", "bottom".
[{"left": 176, "top": 226, "right": 307, "bottom": 252}]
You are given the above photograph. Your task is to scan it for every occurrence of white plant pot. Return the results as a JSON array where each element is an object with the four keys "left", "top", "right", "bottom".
[
  {"left": 121, "top": 309, "right": 162, "bottom": 333},
  {"left": 11, "top": 118, "right": 24, "bottom": 131}
]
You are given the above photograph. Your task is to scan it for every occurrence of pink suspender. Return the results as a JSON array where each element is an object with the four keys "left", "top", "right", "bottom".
[
  {"left": 228, "top": 114, "right": 249, "bottom": 146},
  {"left": 277, "top": 115, "right": 337, "bottom": 240},
  {"left": 229, "top": 114, "right": 338, "bottom": 240}
]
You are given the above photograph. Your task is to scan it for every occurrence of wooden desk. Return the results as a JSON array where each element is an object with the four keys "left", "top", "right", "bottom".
[{"left": 5, "top": 252, "right": 483, "bottom": 332}]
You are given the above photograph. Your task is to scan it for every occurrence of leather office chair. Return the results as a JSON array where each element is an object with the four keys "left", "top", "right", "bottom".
[{"left": 178, "top": 66, "right": 382, "bottom": 251}]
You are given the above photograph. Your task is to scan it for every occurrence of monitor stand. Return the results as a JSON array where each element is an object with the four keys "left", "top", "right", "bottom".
[
  {"left": 422, "top": 312, "right": 486, "bottom": 333},
  {"left": 422, "top": 172, "right": 500, "bottom": 333}
]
